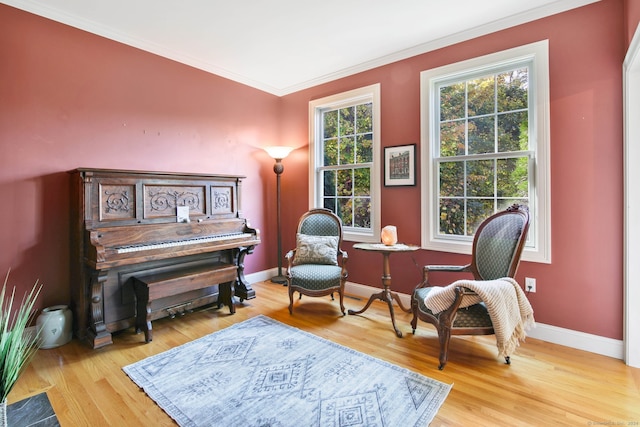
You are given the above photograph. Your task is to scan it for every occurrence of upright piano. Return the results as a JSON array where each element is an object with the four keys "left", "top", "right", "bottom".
[{"left": 70, "top": 168, "right": 260, "bottom": 348}]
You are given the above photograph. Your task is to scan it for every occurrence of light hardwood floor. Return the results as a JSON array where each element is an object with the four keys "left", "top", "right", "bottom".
[{"left": 9, "top": 281, "right": 640, "bottom": 426}]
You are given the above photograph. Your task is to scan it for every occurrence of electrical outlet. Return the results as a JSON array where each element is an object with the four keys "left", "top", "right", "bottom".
[{"left": 525, "top": 277, "right": 536, "bottom": 293}]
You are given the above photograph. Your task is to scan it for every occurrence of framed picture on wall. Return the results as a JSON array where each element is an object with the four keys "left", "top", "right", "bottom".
[{"left": 384, "top": 144, "right": 416, "bottom": 186}]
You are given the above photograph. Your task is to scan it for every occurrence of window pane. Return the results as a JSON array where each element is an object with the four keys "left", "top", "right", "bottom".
[
  {"left": 356, "top": 134, "right": 373, "bottom": 163},
  {"left": 324, "top": 138, "right": 338, "bottom": 166},
  {"left": 440, "top": 82, "right": 465, "bottom": 121},
  {"left": 323, "top": 110, "right": 338, "bottom": 139},
  {"left": 339, "top": 107, "right": 355, "bottom": 135},
  {"left": 467, "top": 159, "right": 495, "bottom": 197},
  {"left": 468, "top": 75, "right": 495, "bottom": 117},
  {"left": 354, "top": 198, "right": 371, "bottom": 228},
  {"left": 440, "top": 120, "right": 465, "bottom": 157},
  {"left": 354, "top": 168, "right": 370, "bottom": 196},
  {"left": 356, "top": 103, "right": 372, "bottom": 133},
  {"left": 338, "top": 198, "right": 353, "bottom": 227},
  {"left": 467, "top": 199, "right": 494, "bottom": 235},
  {"left": 468, "top": 116, "right": 495, "bottom": 154},
  {"left": 323, "top": 170, "right": 336, "bottom": 196},
  {"left": 497, "top": 68, "right": 528, "bottom": 113},
  {"left": 324, "top": 197, "right": 336, "bottom": 214},
  {"left": 498, "top": 111, "right": 528, "bottom": 152},
  {"left": 497, "top": 157, "right": 529, "bottom": 197},
  {"left": 339, "top": 136, "right": 355, "bottom": 164},
  {"left": 439, "top": 198, "right": 465, "bottom": 235},
  {"left": 337, "top": 169, "right": 352, "bottom": 196},
  {"left": 439, "top": 161, "right": 464, "bottom": 197}
]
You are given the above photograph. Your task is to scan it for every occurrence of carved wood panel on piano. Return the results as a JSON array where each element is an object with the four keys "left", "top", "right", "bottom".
[{"left": 70, "top": 168, "right": 260, "bottom": 348}]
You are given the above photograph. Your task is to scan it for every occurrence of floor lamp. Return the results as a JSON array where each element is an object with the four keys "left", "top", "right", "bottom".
[{"left": 265, "top": 146, "right": 294, "bottom": 284}]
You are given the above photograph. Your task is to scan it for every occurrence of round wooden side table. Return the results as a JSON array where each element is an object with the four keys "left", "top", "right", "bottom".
[{"left": 348, "top": 242, "right": 419, "bottom": 337}]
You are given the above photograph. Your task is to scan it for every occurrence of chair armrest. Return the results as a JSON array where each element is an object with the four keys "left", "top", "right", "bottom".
[
  {"left": 456, "top": 286, "right": 479, "bottom": 296},
  {"left": 284, "top": 249, "right": 296, "bottom": 276},
  {"left": 439, "top": 286, "right": 468, "bottom": 318},
  {"left": 424, "top": 264, "right": 470, "bottom": 273},
  {"left": 338, "top": 249, "right": 348, "bottom": 277},
  {"left": 415, "top": 264, "right": 472, "bottom": 290}
]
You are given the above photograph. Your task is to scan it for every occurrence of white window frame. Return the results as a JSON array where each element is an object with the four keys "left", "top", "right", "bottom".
[
  {"left": 309, "top": 84, "right": 381, "bottom": 243},
  {"left": 420, "top": 40, "right": 551, "bottom": 263}
]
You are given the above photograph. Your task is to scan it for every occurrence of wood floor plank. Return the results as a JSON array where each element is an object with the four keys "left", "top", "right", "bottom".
[{"left": 8, "top": 281, "right": 640, "bottom": 426}]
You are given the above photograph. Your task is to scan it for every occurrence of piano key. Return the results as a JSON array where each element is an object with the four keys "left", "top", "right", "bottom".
[{"left": 116, "top": 232, "right": 252, "bottom": 254}]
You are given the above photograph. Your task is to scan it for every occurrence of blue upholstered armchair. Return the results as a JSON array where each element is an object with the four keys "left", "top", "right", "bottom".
[
  {"left": 411, "top": 204, "right": 530, "bottom": 370},
  {"left": 285, "top": 208, "right": 348, "bottom": 315}
]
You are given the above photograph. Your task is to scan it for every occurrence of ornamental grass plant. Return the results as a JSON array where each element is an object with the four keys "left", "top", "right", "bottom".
[{"left": 0, "top": 270, "right": 41, "bottom": 404}]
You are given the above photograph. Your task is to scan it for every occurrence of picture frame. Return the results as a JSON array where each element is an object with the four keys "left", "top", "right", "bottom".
[{"left": 384, "top": 144, "right": 416, "bottom": 186}]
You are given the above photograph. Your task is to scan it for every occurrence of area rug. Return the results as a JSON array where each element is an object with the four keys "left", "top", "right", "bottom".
[{"left": 123, "top": 315, "right": 451, "bottom": 427}]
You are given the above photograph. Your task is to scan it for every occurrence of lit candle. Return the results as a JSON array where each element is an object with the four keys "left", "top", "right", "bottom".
[{"left": 381, "top": 225, "right": 397, "bottom": 246}]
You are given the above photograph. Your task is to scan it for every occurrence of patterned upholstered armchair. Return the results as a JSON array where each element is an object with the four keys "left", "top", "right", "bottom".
[
  {"left": 285, "top": 208, "right": 348, "bottom": 315},
  {"left": 411, "top": 204, "right": 530, "bottom": 369}
]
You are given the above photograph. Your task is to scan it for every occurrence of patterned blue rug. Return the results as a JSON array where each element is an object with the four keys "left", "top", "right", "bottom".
[{"left": 123, "top": 315, "right": 451, "bottom": 426}]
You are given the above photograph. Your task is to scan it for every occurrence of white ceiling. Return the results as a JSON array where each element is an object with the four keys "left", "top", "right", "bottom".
[{"left": 3, "top": 0, "right": 598, "bottom": 96}]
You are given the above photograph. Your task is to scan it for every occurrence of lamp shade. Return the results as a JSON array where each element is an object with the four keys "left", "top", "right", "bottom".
[{"left": 264, "top": 146, "right": 294, "bottom": 160}]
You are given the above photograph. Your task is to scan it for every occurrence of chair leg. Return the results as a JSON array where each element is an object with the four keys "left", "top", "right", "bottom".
[
  {"left": 338, "top": 290, "right": 345, "bottom": 316},
  {"left": 410, "top": 306, "right": 418, "bottom": 334},
  {"left": 436, "top": 325, "right": 452, "bottom": 370},
  {"left": 288, "top": 286, "right": 294, "bottom": 314}
]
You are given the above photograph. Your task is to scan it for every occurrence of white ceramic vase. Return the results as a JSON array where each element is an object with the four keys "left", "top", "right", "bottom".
[{"left": 36, "top": 305, "right": 72, "bottom": 349}]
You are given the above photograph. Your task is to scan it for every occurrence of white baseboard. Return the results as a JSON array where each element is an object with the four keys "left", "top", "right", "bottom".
[
  {"left": 344, "top": 281, "right": 624, "bottom": 361},
  {"left": 525, "top": 322, "right": 623, "bottom": 360},
  {"left": 246, "top": 273, "right": 624, "bottom": 360},
  {"left": 246, "top": 268, "right": 278, "bottom": 284}
]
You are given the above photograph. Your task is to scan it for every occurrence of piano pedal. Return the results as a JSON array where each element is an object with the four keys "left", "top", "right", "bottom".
[{"left": 165, "top": 302, "right": 193, "bottom": 319}]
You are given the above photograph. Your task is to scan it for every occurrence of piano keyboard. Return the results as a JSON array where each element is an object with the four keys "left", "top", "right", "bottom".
[{"left": 116, "top": 232, "right": 253, "bottom": 254}]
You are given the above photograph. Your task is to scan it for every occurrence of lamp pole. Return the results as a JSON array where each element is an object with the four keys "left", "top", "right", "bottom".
[
  {"left": 272, "top": 157, "right": 287, "bottom": 284},
  {"left": 264, "top": 146, "right": 294, "bottom": 284}
]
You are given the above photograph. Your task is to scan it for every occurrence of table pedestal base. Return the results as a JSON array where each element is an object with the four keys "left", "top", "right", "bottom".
[{"left": 348, "top": 288, "right": 410, "bottom": 337}]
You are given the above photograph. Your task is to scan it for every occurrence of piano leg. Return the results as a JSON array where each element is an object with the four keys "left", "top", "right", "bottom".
[
  {"left": 217, "top": 280, "right": 236, "bottom": 314},
  {"left": 233, "top": 246, "right": 256, "bottom": 301},
  {"left": 133, "top": 278, "right": 153, "bottom": 343},
  {"left": 87, "top": 269, "right": 113, "bottom": 348}
]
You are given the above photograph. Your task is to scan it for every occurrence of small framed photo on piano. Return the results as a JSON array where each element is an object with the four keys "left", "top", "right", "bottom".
[{"left": 177, "top": 206, "right": 190, "bottom": 223}]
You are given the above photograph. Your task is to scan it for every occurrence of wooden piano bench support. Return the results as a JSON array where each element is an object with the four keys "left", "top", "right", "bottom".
[{"left": 133, "top": 264, "right": 237, "bottom": 343}]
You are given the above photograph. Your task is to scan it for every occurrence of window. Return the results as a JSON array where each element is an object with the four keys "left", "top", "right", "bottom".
[
  {"left": 420, "top": 41, "right": 551, "bottom": 263},
  {"left": 309, "top": 84, "right": 381, "bottom": 242}
]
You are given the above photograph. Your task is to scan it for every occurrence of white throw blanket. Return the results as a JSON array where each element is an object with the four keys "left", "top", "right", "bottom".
[{"left": 423, "top": 277, "right": 535, "bottom": 358}]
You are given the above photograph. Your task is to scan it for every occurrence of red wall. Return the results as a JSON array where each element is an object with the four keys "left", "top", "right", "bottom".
[
  {"left": 0, "top": 5, "right": 281, "bottom": 308},
  {"left": 0, "top": 1, "right": 627, "bottom": 340},
  {"left": 281, "top": 0, "right": 625, "bottom": 339}
]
